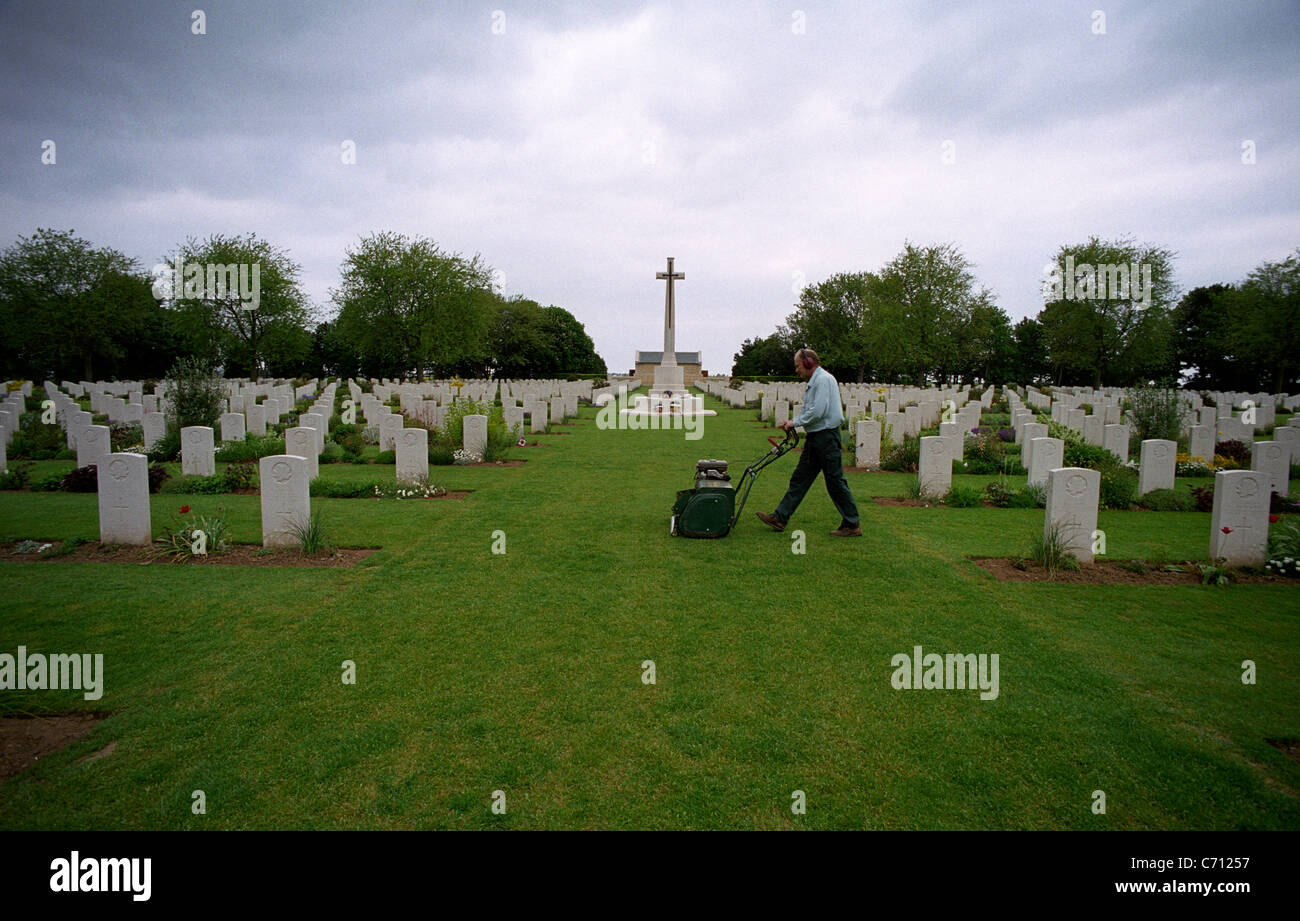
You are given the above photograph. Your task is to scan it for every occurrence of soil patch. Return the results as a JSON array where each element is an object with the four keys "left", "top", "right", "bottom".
[
  {"left": 971, "top": 556, "right": 1288, "bottom": 585},
  {"left": 1, "top": 713, "right": 107, "bottom": 782},
  {"left": 4, "top": 541, "right": 378, "bottom": 568},
  {"left": 873, "top": 496, "right": 945, "bottom": 507},
  {"left": 1266, "top": 739, "right": 1300, "bottom": 765},
  {"left": 471, "top": 460, "right": 525, "bottom": 467}
]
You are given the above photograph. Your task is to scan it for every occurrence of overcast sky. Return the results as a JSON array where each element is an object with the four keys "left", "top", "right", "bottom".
[{"left": 2, "top": 0, "right": 1297, "bottom": 375}]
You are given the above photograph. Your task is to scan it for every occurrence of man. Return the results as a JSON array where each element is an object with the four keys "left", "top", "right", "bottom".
[{"left": 756, "top": 348, "right": 862, "bottom": 537}]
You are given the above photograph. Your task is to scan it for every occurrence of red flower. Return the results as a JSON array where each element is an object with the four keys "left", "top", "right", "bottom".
[
  {"left": 179, "top": 505, "right": 191, "bottom": 514},
  {"left": 1221, "top": 526, "right": 1232, "bottom": 535},
  {"left": 1269, "top": 514, "right": 1281, "bottom": 523}
]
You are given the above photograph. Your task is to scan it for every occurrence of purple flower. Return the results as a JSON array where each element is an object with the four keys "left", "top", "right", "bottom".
[{"left": 997, "top": 427, "right": 1015, "bottom": 442}]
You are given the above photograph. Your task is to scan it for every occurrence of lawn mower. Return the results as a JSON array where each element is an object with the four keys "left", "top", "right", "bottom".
[{"left": 670, "top": 428, "right": 800, "bottom": 538}]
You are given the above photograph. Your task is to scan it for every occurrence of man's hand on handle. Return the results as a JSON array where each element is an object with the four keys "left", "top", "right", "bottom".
[{"left": 779, "top": 420, "right": 794, "bottom": 432}]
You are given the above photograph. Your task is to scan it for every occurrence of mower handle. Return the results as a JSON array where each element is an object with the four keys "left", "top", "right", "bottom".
[{"left": 769, "top": 429, "right": 800, "bottom": 450}]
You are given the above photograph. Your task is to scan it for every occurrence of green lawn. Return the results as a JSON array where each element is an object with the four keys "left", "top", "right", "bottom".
[{"left": 0, "top": 393, "right": 1297, "bottom": 829}]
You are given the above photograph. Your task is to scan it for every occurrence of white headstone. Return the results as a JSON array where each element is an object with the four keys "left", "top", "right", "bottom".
[
  {"left": 300, "top": 412, "right": 326, "bottom": 451},
  {"left": 550, "top": 398, "right": 564, "bottom": 424},
  {"left": 396, "top": 426, "right": 429, "bottom": 484},
  {"left": 1021, "top": 422, "right": 1048, "bottom": 471},
  {"left": 181, "top": 426, "right": 215, "bottom": 476},
  {"left": 78, "top": 424, "right": 111, "bottom": 467},
  {"left": 1103, "top": 424, "right": 1129, "bottom": 464},
  {"left": 379, "top": 413, "right": 402, "bottom": 452},
  {"left": 774, "top": 401, "right": 789, "bottom": 428},
  {"left": 142, "top": 412, "right": 166, "bottom": 450},
  {"left": 1251, "top": 440, "right": 1290, "bottom": 498},
  {"left": 464, "top": 414, "right": 488, "bottom": 458},
  {"left": 220, "top": 412, "right": 246, "bottom": 443},
  {"left": 1045, "top": 467, "right": 1101, "bottom": 564},
  {"left": 246, "top": 403, "right": 267, "bottom": 436},
  {"left": 97, "top": 452, "right": 151, "bottom": 545},
  {"left": 855, "top": 419, "right": 881, "bottom": 468},
  {"left": 259, "top": 455, "right": 311, "bottom": 548},
  {"left": 1027, "top": 436, "right": 1064, "bottom": 487},
  {"left": 1138, "top": 439, "right": 1176, "bottom": 495},
  {"left": 918, "top": 435, "right": 951, "bottom": 497},
  {"left": 284, "top": 427, "right": 319, "bottom": 480},
  {"left": 1209, "top": 469, "right": 1269, "bottom": 566}
]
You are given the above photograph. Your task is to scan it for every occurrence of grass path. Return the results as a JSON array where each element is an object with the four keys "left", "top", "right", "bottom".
[{"left": 1, "top": 392, "right": 1296, "bottom": 829}]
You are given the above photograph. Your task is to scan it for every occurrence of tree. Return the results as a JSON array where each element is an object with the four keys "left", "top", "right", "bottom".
[
  {"left": 1223, "top": 249, "right": 1300, "bottom": 393},
  {"left": 481, "top": 296, "right": 606, "bottom": 378},
  {"left": 0, "top": 228, "right": 178, "bottom": 381},
  {"left": 1011, "top": 316, "right": 1048, "bottom": 386},
  {"left": 162, "top": 232, "right": 312, "bottom": 378},
  {"left": 332, "top": 232, "right": 495, "bottom": 380},
  {"left": 1173, "top": 284, "right": 1238, "bottom": 389},
  {"left": 731, "top": 331, "right": 795, "bottom": 377},
  {"left": 1037, "top": 236, "right": 1176, "bottom": 388}
]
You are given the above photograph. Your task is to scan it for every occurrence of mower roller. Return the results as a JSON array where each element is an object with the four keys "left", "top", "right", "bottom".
[{"left": 669, "top": 428, "right": 800, "bottom": 538}]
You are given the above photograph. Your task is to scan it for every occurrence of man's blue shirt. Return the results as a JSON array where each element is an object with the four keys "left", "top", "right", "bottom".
[{"left": 791, "top": 366, "right": 843, "bottom": 433}]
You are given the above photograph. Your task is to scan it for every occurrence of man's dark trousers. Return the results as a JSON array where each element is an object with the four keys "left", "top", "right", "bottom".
[{"left": 774, "top": 427, "right": 860, "bottom": 526}]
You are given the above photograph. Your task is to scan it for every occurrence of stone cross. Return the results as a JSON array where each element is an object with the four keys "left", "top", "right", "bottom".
[{"left": 655, "top": 256, "right": 684, "bottom": 364}]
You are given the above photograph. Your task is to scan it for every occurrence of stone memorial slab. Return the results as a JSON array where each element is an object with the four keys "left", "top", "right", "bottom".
[
  {"left": 855, "top": 419, "right": 881, "bottom": 468},
  {"left": 1045, "top": 467, "right": 1101, "bottom": 563},
  {"left": 1209, "top": 469, "right": 1269, "bottom": 566},
  {"left": 97, "top": 452, "right": 151, "bottom": 545},
  {"left": 181, "top": 426, "right": 215, "bottom": 476},
  {"left": 918, "top": 435, "right": 951, "bottom": 497},
  {"left": 396, "top": 426, "right": 429, "bottom": 484},
  {"left": 1138, "top": 439, "right": 1176, "bottom": 495},
  {"left": 284, "top": 427, "right": 319, "bottom": 480},
  {"left": 78, "top": 424, "right": 111, "bottom": 467},
  {"left": 1027, "top": 436, "right": 1064, "bottom": 487},
  {"left": 464, "top": 414, "right": 488, "bottom": 458},
  {"left": 1251, "top": 440, "right": 1290, "bottom": 498},
  {"left": 259, "top": 455, "right": 310, "bottom": 548}
]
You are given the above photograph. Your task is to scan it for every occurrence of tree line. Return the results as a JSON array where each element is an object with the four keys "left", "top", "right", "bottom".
[
  {"left": 0, "top": 228, "right": 607, "bottom": 382},
  {"left": 733, "top": 239, "right": 1298, "bottom": 392}
]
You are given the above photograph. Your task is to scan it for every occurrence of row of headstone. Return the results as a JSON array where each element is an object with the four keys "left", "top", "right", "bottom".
[{"left": 94, "top": 451, "right": 313, "bottom": 550}]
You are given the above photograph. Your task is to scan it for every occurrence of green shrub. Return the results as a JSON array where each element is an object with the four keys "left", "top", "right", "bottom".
[
  {"left": 0, "top": 462, "right": 33, "bottom": 490},
  {"left": 310, "top": 479, "right": 379, "bottom": 498},
  {"left": 1127, "top": 387, "right": 1190, "bottom": 442},
  {"left": 11, "top": 416, "right": 64, "bottom": 459},
  {"left": 373, "top": 449, "right": 396, "bottom": 465},
  {"left": 483, "top": 419, "right": 519, "bottom": 463},
  {"left": 165, "top": 356, "right": 225, "bottom": 430},
  {"left": 159, "top": 474, "right": 228, "bottom": 495},
  {"left": 1064, "top": 440, "right": 1120, "bottom": 471},
  {"left": 428, "top": 442, "right": 456, "bottom": 466},
  {"left": 146, "top": 428, "right": 181, "bottom": 463},
  {"left": 1099, "top": 467, "right": 1138, "bottom": 510},
  {"left": 109, "top": 422, "right": 143, "bottom": 452},
  {"left": 881, "top": 434, "right": 920, "bottom": 473},
  {"left": 222, "top": 461, "right": 258, "bottom": 491},
  {"left": 215, "top": 434, "right": 284, "bottom": 463},
  {"left": 319, "top": 442, "right": 345, "bottom": 464},
  {"left": 30, "top": 473, "right": 64, "bottom": 492},
  {"left": 1029, "top": 520, "right": 1082, "bottom": 573},
  {"left": 1136, "top": 488, "right": 1195, "bottom": 512},
  {"left": 944, "top": 484, "right": 984, "bottom": 507},
  {"left": 287, "top": 509, "right": 330, "bottom": 554}
]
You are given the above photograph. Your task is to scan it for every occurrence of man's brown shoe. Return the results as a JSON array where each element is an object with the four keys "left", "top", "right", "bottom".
[
  {"left": 756, "top": 512, "right": 785, "bottom": 532},
  {"left": 830, "top": 525, "right": 863, "bottom": 537}
]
